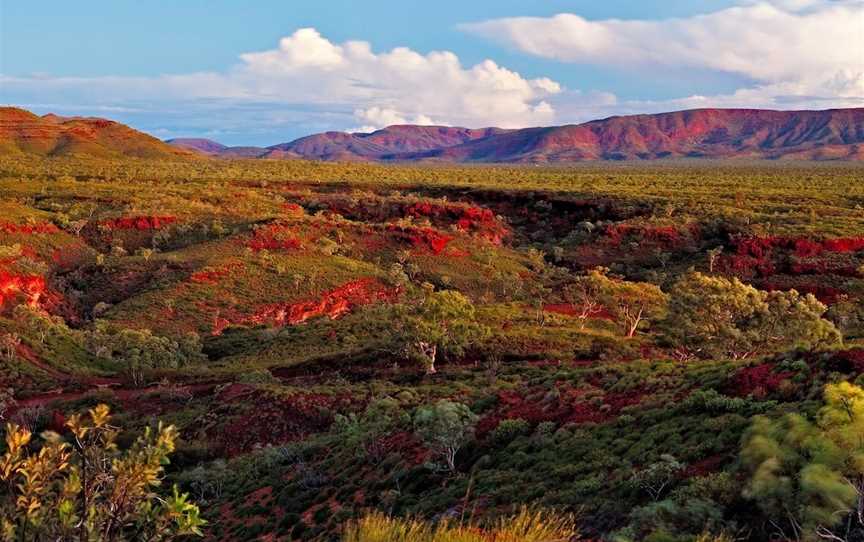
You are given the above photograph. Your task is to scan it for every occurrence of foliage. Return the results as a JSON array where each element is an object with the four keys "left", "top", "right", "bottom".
[
  {"left": 334, "top": 397, "right": 410, "bottom": 462},
  {"left": 1, "top": 155, "right": 863, "bottom": 540},
  {"left": 740, "top": 382, "right": 864, "bottom": 541},
  {"left": 84, "top": 326, "right": 205, "bottom": 386},
  {"left": 488, "top": 418, "right": 531, "bottom": 448},
  {"left": 584, "top": 268, "right": 667, "bottom": 338},
  {"left": 630, "top": 454, "right": 686, "bottom": 501},
  {"left": 562, "top": 274, "right": 605, "bottom": 329},
  {"left": 0, "top": 404, "right": 204, "bottom": 541},
  {"left": 396, "top": 291, "right": 489, "bottom": 374},
  {"left": 664, "top": 272, "right": 841, "bottom": 359},
  {"left": 413, "top": 400, "right": 478, "bottom": 473}
]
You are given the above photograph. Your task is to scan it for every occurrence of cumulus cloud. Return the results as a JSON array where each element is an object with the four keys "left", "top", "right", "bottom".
[
  {"left": 462, "top": 0, "right": 863, "bottom": 108},
  {"left": 352, "top": 107, "right": 436, "bottom": 134},
  {"left": 4, "top": 7, "right": 861, "bottom": 142},
  {"left": 1, "top": 28, "right": 561, "bottom": 134}
]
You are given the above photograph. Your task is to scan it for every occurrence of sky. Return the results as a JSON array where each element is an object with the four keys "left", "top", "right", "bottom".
[{"left": 1, "top": 0, "right": 862, "bottom": 145}]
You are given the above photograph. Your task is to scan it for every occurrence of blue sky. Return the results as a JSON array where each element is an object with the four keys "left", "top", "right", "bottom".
[{"left": 2, "top": 0, "right": 861, "bottom": 145}]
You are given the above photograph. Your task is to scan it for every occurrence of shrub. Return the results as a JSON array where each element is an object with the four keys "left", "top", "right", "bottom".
[
  {"left": 663, "top": 272, "right": 841, "bottom": 359},
  {"left": 740, "top": 382, "right": 864, "bottom": 541},
  {"left": 488, "top": 418, "right": 530, "bottom": 447},
  {"left": 0, "top": 404, "right": 204, "bottom": 540}
]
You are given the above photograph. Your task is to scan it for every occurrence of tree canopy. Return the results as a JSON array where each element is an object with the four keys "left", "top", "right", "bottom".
[
  {"left": 664, "top": 272, "right": 841, "bottom": 358},
  {"left": 396, "top": 290, "right": 489, "bottom": 374}
]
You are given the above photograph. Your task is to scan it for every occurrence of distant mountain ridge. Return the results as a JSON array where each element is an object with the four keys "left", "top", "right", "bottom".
[
  {"left": 2, "top": 106, "right": 862, "bottom": 162},
  {"left": 164, "top": 138, "right": 270, "bottom": 158},
  {"left": 165, "top": 138, "right": 227, "bottom": 155},
  {"left": 265, "top": 126, "right": 510, "bottom": 161},
  {"left": 0, "top": 107, "right": 193, "bottom": 159},
  {"left": 168, "top": 108, "right": 864, "bottom": 162},
  {"left": 165, "top": 126, "right": 510, "bottom": 161},
  {"left": 407, "top": 108, "right": 864, "bottom": 163}
]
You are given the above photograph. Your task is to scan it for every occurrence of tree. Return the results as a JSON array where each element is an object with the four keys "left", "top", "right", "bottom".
[
  {"left": 413, "top": 400, "right": 478, "bottom": 473},
  {"left": 396, "top": 290, "right": 489, "bottom": 375},
  {"left": 84, "top": 326, "right": 206, "bottom": 387},
  {"left": 334, "top": 397, "right": 409, "bottom": 463},
  {"left": 630, "top": 454, "right": 686, "bottom": 501},
  {"left": 0, "top": 334, "right": 19, "bottom": 363},
  {"left": 707, "top": 246, "right": 724, "bottom": 273},
  {"left": 0, "top": 404, "right": 205, "bottom": 541},
  {"left": 741, "top": 382, "right": 864, "bottom": 541},
  {"left": 663, "top": 272, "right": 841, "bottom": 359},
  {"left": 562, "top": 273, "right": 604, "bottom": 329},
  {"left": 581, "top": 268, "right": 667, "bottom": 338}
]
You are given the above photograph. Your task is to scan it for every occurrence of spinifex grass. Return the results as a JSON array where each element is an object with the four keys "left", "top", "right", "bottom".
[{"left": 343, "top": 507, "right": 579, "bottom": 542}]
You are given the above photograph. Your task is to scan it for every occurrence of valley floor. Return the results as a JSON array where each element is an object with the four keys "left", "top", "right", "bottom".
[{"left": 2, "top": 157, "right": 864, "bottom": 541}]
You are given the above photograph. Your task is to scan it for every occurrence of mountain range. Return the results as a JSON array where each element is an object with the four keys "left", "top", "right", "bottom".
[
  {"left": 163, "top": 108, "right": 864, "bottom": 162},
  {"left": 2, "top": 106, "right": 862, "bottom": 162}
]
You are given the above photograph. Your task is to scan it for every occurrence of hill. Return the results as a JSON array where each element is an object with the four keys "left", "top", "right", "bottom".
[
  {"left": 166, "top": 137, "right": 268, "bottom": 158},
  {"left": 166, "top": 108, "right": 864, "bottom": 162},
  {"left": 0, "top": 107, "right": 194, "bottom": 159},
  {"left": 264, "top": 125, "right": 510, "bottom": 161},
  {"left": 164, "top": 137, "right": 227, "bottom": 155},
  {"left": 6, "top": 106, "right": 862, "bottom": 162},
  {"left": 406, "top": 108, "right": 864, "bottom": 162}
]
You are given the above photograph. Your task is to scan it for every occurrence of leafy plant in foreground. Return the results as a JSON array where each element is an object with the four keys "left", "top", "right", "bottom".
[
  {"left": 741, "top": 382, "right": 864, "bottom": 541},
  {"left": 0, "top": 404, "right": 204, "bottom": 541}
]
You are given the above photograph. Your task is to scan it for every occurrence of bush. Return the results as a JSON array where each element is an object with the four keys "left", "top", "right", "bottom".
[
  {"left": 663, "top": 272, "right": 841, "bottom": 359},
  {"left": 488, "top": 418, "right": 530, "bottom": 447}
]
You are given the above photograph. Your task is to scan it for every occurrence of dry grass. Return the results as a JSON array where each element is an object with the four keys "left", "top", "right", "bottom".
[{"left": 343, "top": 507, "right": 579, "bottom": 542}]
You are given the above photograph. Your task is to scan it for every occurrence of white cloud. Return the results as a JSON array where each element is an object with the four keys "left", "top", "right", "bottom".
[
  {"left": 462, "top": 1, "right": 864, "bottom": 107},
  {"left": 352, "top": 107, "right": 436, "bottom": 133},
  {"left": 4, "top": 7, "right": 861, "bottom": 143},
  {"left": 1, "top": 28, "right": 561, "bottom": 132}
]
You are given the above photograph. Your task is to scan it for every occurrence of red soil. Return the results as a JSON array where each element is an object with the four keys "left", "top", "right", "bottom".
[
  {"left": 721, "top": 235, "right": 864, "bottom": 279},
  {"left": 386, "top": 224, "right": 454, "bottom": 255},
  {"left": 826, "top": 349, "right": 864, "bottom": 374},
  {"left": 379, "top": 430, "right": 429, "bottom": 465},
  {"left": 245, "top": 224, "right": 303, "bottom": 252},
  {"left": 213, "top": 389, "right": 359, "bottom": 456},
  {"left": 360, "top": 225, "right": 468, "bottom": 257},
  {"left": 99, "top": 215, "right": 176, "bottom": 231},
  {"left": 0, "top": 221, "right": 60, "bottom": 235},
  {"left": 727, "top": 363, "right": 793, "bottom": 398},
  {"left": 683, "top": 454, "right": 728, "bottom": 478},
  {"left": 734, "top": 235, "right": 864, "bottom": 259},
  {"left": 281, "top": 202, "right": 305, "bottom": 215},
  {"left": 604, "top": 224, "right": 685, "bottom": 248},
  {"left": 234, "top": 278, "right": 400, "bottom": 331},
  {"left": 190, "top": 263, "right": 242, "bottom": 285},
  {"left": 476, "top": 384, "right": 646, "bottom": 438},
  {"left": 0, "top": 271, "right": 47, "bottom": 309},
  {"left": 0, "top": 245, "right": 38, "bottom": 267}
]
